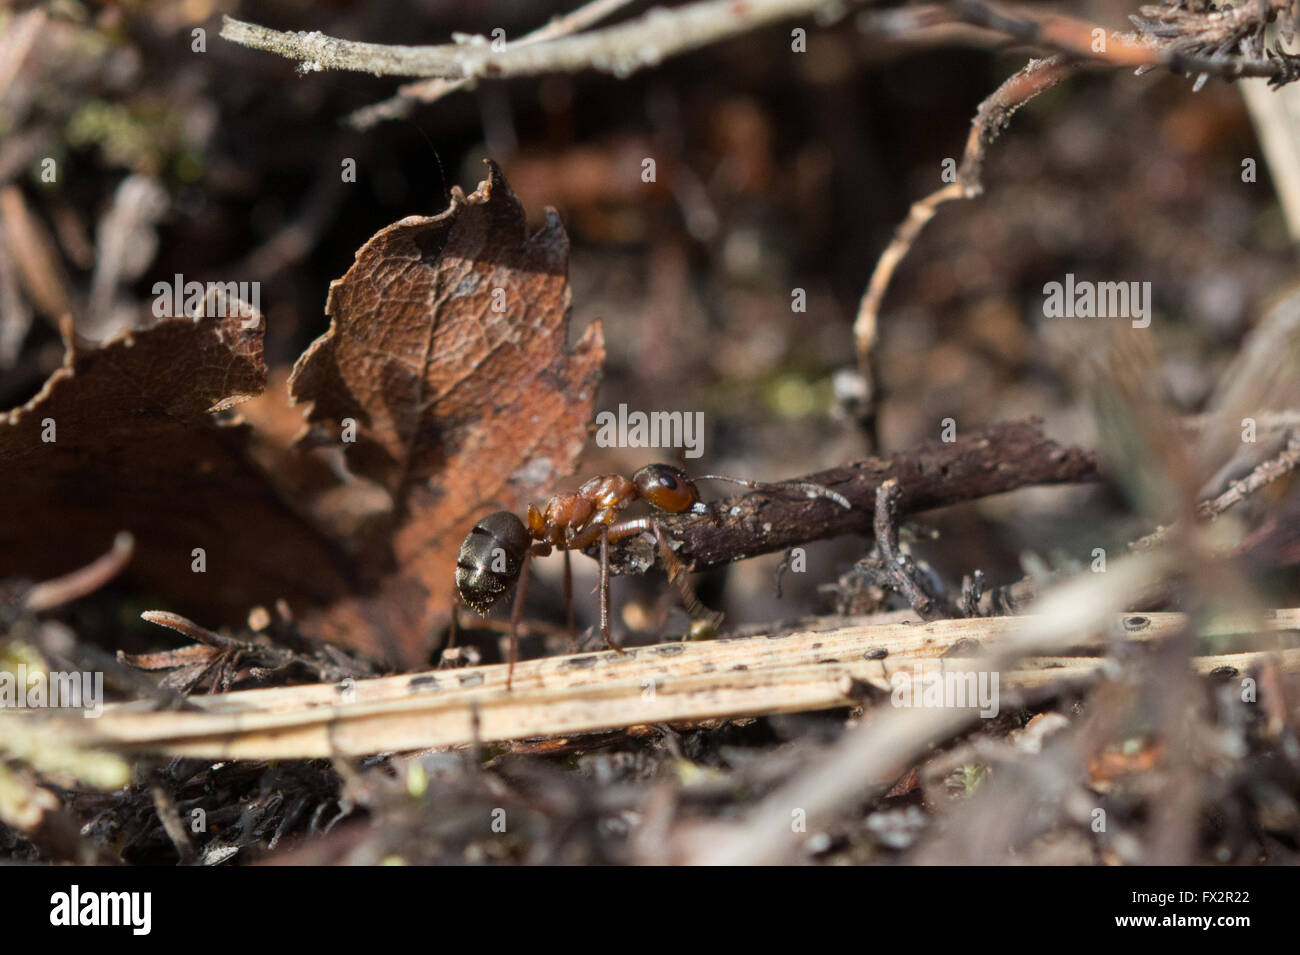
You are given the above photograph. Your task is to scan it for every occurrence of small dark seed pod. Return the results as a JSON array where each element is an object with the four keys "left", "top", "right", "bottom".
[{"left": 455, "top": 511, "right": 531, "bottom": 615}]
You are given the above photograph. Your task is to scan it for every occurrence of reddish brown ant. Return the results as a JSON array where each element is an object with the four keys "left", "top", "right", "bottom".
[{"left": 454, "top": 464, "right": 850, "bottom": 687}]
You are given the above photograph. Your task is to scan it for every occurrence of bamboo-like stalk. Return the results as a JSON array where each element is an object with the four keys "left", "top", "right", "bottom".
[{"left": 11, "top": 610, "right": 1299, "bottom": 761}]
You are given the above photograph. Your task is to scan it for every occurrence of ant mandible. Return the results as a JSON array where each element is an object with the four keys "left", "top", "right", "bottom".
[{"left": 454, "top": 463, "right": 850, "bottom": 687}]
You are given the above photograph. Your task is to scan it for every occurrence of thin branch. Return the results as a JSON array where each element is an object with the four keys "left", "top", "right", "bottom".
[
  {"left": 23, "top": 532, "right": 134, "bottom": 613},
  {"left": 140, "top": 610, "right": 241, "bottom": 648},
  {"left": 348, "top": 0, "right": 640, "bottom": 128},
  {"left": 595, "top": 418, "right": 1100, "bottom": 578},
  {"left": 1132, "top": 432, "right": 1300, "bottom": 551},
  {"left": 227, "top": 0, "right": 1300, "bottom": 89},
  {"left": 872, "top": 478, "right": 954, "bottom": 620},
  {"left": 853, "top": 55, "right": 1073, "bottom": 376},
  {"left": 1199, "top": 432, "right": 1300, "bottom": 521},
  {"left": 221, "top": 0, "right": 845, "bottom": 81},
  {"left": 685, "top": 551, "right": 1187, "bottom": 865},
  {"left": 867, "top": 0, "right": 1300, "bottom": 82},
  {"left": 853, "top": 0, "right": 1299, "bottom": 396},
  {"left": 29, "top": 609, "right": 1300, "bottom": 760}
]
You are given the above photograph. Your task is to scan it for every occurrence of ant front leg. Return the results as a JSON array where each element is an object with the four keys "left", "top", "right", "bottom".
[
  {"left": 563, "top": 549, "right": 575, "bottom": 634},
  {"left": 440, "top": 595, "right": 461, "bottom": 667},
  {"left": 649, "top": 520, "right": 722, "bottom": 634},
  {"left": 607, "top": 518, "right": 721, "bottom": 638}
]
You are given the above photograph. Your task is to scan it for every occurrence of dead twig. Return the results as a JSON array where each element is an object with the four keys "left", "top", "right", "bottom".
[
  {"left": 853, "top": 0, "right": 1300, "bottom": 386},
  {"left": 25, "top": 609, "right": 1300, "bottom": 760},
  {"left": 595, "top": 418, "right": 1099, "bottom": 577},
  {"left": 1132, "top": 432, "right": 1300, "bottom": 551},
  {"left": 869, "top": 0, "right": 1300, "bottom": 82},
  {"left": 348, "top": 0, "right": 639, "bottom": 128},
  {"left": 221, "top": 0, "right": 853, "bottom": 82},
  {"left": 0, "top": 185, "right": 74, "bottom": 326},
  {"left": 853, "top": 55, "right": 1073, "bottom": 377},
  {"left": 22, "top": 532, "right": 134, "bottom": 613},
  {"left": 872, "top": 479, "right": 954, "bottom": 620},
  {"left": 128, "top": 611, "right": 375, "bottom": 694}
]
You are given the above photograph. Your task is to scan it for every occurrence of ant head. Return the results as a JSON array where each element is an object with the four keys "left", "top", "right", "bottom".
[{"left": 632, "top": 464, "right": 706, "bottom": 514}]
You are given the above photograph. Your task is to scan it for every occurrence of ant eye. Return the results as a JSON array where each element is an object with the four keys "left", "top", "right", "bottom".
[{"left": 633, "top": 464, "right": 699, "bottom": 513}]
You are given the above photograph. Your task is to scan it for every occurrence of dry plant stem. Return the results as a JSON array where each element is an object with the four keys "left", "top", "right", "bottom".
[
  {"left": 853, "top": 0, "right": 1300, "bottom": 374},
  {"left": 0, "top": 10, "right": 46, "bottom": 101},
  {"left": 942, "top": 1, "right": 1158, "bottom": 67},
  {"left": 597, "top": 419, "right": 1099, "bottom": 577},
  {"left": 873, "top": 479, "right": 951, "bottom": 620},
  {"left": 222, "top": 0, "right": 849, "bottom": 81},
  {"left": 141, "top": 610, "right": 241, "bottom": 648},
  {"left": 1239, "top": 77, "right": 1300, "bottom": 239},
  {"left": 853, "top": 180, "right": 963, "bottom": 372},
  {"left": 1198, "top": 432, "right": 1300, "bottom": 520},
  {"left": 228, "top": 0, "right": 1299, "bottom": 88},
  {"left": 349, "top": 0, "right": 638, "bottom": 127},
  {"left": 150, "top": 785, "right": 195, "bottom": 865},
  {"left": 1132, "top": 432, "right": 1300, "bottom": 551},
  {"left": 853, "top": 56, "right": 1072, "bottom": 371},
  {"left": 879, "top": 1, "right": 1297, "bottom": 79},
  {"left": 0, "top": 186, "right": 73, "bottom": 325},
  {"left": 686, "top": 596, "right": 1230, "bottom": 866},
  {"left": 23, "top": 532, "right": 134, "bottom": 613},
  {"left": 27, "top": 610, "right": 1300, "bottom": 760},
  {"left": 695, "top": 701, "right": 975, "bottom": 864}
]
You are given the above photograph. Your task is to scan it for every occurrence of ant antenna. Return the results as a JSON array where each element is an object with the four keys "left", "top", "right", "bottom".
[
  {"left": 696, "top": 474, "right": 852, "bottom": 511},
  {"left": 400, "top": 118, "right": 450, "bottom": 208}
]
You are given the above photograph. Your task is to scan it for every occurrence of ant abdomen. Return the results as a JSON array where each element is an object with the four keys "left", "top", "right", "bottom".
[{"left": 456, "top": 510, "right": 531, "bottom": 614}]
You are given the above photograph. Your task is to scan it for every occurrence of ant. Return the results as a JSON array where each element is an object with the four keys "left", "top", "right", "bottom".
[{"left": 454, "top": 463, "right": 850, "bottom": 687}]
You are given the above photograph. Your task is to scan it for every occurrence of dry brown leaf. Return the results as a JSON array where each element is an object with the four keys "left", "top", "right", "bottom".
[
  {"left": 0, "top": 300, "right": 353, "bottom": 622},
  {"left": 237, "top": 366, "right": 393, "bottom": 555},
  {"left": 290, "top": 161, "right": 604, "bottom": 664}
]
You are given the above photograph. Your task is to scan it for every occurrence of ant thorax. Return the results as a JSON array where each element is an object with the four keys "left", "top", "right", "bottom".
[
  {"left": 575, "top": 474, "right": 637, "bottom": 510},
  {"left": 526, "top": 474, "right": 638, "bottom": 547}
]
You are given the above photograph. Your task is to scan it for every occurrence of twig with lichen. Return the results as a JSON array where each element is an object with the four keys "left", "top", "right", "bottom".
[
  {"left": 347, "top": 0, "right": 640, "bottom": 128},
  {"left": 220, "top": 0, "right": 850, "bottom": 82}
]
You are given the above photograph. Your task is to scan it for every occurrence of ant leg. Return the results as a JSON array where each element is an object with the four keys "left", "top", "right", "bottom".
[
  {"left": 563, "top": 549, "right": 575, "bottom": 634},
  {"left": 506, "top": 550, "right": 535, "bottom": 690},
  {"left": 441, "top": 596, "right": 460, "bottom": 665},
  {"left": 606, "top": 517, "right": 723, "bottom": 637},
  {"left": 651, "top": 520, "right": 723, "bottom": 635},
  {"left": 697, "top": 473, "right": 851, "bottom": 510},
  {"left": 598, "top": 525, "right": 626, "bottom": 654}
]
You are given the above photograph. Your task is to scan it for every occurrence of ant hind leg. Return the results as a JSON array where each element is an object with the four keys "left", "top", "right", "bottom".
[
  {"left": 563, "top": 549, "right": 574, "bottom": 634},
  {"left": 506, "top": 550, "right": 535, "bottom": 690}
]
